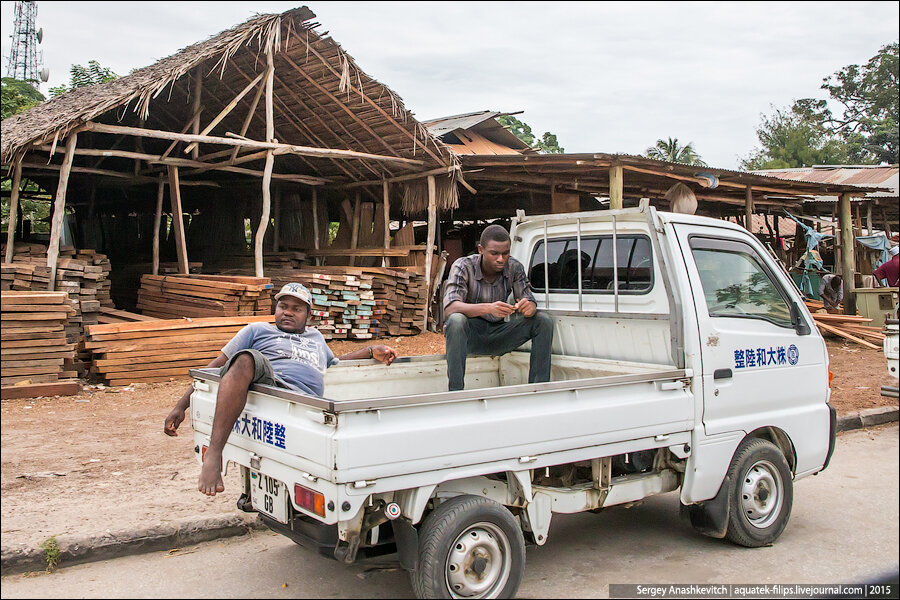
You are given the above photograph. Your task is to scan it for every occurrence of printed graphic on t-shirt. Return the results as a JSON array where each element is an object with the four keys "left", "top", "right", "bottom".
[{"left": 277, "top": 334, "right": 325, "bottom": 373}]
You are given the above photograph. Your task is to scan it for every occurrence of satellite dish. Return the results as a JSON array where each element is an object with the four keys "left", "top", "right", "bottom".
[
  {"left": 40, "top": 67, "right": 50, "bottom": 82},
  {"left": 37, "top": 28, "right": 43, "bottom": 43}
]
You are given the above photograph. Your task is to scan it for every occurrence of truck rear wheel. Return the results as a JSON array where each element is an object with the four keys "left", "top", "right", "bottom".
[
  {"left": 411, "top": 495, "right": 525, "bottom": 599},
  {"left": 725, "top": 437, "right": 793, "bottom": 547}
]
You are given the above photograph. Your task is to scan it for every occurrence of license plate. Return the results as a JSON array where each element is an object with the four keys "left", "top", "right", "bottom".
[{"left": 250, "top": 470, "right": 288, "bottom": 524}]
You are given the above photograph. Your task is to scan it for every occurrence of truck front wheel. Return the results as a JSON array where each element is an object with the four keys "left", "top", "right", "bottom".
[
  {"left": 725, "top": 437, "right": 794, "bottom": 547},
  {"left": 412, "top": 495, "right": 525, "bottom": 599}
]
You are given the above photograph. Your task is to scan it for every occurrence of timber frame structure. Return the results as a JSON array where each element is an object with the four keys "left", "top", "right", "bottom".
[{"left": 1, "top": 6, "right": 458, "bottom": 318}]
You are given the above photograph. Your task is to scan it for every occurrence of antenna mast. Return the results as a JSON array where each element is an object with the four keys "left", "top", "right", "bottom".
[{"left": 5, "top": 1, "right": 47, "bottom": 88}]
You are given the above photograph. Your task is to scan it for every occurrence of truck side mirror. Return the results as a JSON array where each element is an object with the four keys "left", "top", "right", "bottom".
[{"left": 791, "top": 302, "right": 811, "bottom": 336}]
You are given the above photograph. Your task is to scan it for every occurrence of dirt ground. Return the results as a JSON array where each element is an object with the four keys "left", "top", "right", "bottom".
[{"left": 0, "top": 335, "right": 895, "bottom": 555}]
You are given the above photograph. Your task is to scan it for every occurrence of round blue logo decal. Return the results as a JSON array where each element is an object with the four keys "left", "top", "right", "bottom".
[{"left": 787, "top": 344, "right": 799, "bottom": 365}]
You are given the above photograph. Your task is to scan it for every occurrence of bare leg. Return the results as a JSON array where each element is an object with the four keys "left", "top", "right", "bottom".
[{"left": 198, "top": 353, "right": 255, "bottom": 496}]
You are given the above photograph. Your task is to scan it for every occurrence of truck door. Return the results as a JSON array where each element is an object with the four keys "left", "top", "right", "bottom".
[{"left": 672, "top": 224, "right": 829, "bottom": 443}]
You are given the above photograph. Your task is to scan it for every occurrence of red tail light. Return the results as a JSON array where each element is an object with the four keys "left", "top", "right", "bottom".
[
  {"left": 294, "top": 483, "right": 326, "bottom": 517},
  {"left": 828, "top": 370, "right": 834, "bottom": 388}
]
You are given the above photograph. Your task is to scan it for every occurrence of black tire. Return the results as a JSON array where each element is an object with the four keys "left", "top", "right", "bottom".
[
  {"left": 725, "top": 437, "right": 793, "bottom": 548},
  {"left": 411, "top": 495, "right": 525, "bottom": 599}
]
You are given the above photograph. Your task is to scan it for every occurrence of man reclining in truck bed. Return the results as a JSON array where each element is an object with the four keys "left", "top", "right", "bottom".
[{"left": 163, "top": 282, "right": 399, "bottom": 496}]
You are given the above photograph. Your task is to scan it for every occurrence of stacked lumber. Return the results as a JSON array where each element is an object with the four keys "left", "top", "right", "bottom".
[
  {"left": 805, "top": 300, "right": 883, "bottom": 350},
  {"left": 1, "top": 263, "right": 36, "bottom": 290},
  {"left": 84, "top": 315, "right": 274, "bottom": 385},
  {"left": 285, "top": 272, "right": 376, "bottom": 340},
  {"left": 1, "top": 291, "right": 81, "bottom": 398},
  {"left": 137, "top": 275, "right": 273, "bottom": 319},
  {"left": 109, "top": 261, "right": 203, "bottom": 309},
  {"left": 98, "top": 307, "right": 160, "bottom": 325}
]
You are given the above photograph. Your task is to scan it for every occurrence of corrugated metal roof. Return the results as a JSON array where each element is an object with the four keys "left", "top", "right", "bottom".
[
  {"left": 422, "top": 111, "right": 502, "bottom": 136},
  {"left": 754, "top": 166, "right": 898, "bottom": 200}
]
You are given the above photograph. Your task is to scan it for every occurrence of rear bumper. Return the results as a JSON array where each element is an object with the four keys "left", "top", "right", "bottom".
[
  {"left": 822, "top": 402, "right": 837, "bottom": 471},
  {"left": 258, "top": 511, "right": 398, "bottom": 563}
]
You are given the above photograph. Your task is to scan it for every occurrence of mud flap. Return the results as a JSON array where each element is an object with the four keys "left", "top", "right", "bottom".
[
  {"left": 391, "top": 518, "right": 418, "bottom": 572},
  {"left": 683, "top": 475, "right": 731, "bottom": 539}
]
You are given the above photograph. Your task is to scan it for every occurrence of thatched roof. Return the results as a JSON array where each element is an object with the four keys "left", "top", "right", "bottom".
[{"left": 1, "top": 6, "right": 458, "bottom": 209}]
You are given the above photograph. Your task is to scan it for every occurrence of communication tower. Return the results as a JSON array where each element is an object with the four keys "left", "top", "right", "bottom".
[{"left": 5, "top": 1, "right": 49, "bottom": 88}]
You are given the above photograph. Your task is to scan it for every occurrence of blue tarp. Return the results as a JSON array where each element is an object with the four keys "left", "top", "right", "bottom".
[{"left": 784, "top": 210, "right": 831, "bottom": 297}]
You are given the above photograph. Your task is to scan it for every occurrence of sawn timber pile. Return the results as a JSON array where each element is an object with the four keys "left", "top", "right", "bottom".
[
  {"left": 137, "top": 274, "right": 273, "bottom": 319},
  {"left": 84, "top": 315, "right": 274, "bottom": 385},
  {"left": 1, "top": 291, "right": 81, "bottom": 399},
  {"left": 805, "top": 299, "right": 885, "bottom": 350}
]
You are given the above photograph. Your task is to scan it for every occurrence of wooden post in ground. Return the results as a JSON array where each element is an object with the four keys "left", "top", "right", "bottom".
[
  {"left": 882, "top": 207, "right": 893, "bottom": 238},
  {"left": 255, "top": 50, "right": 276, "bottom": 278},
  {"left": 838, "top": 192, "right": 857, "bottom": 315},
  {"left": 866, "top": 202, "right": 873, "bottom": 235},
  {"left": 152, "top": 176, "right": 165, "bottom": 275},
  {"left": 311, "top": 187, "right": 320, "bottom": 252},
  {"left": 4, "top": 161, "right": 22, "bottom": 264},
  {"left": 609, "top": 165, "right": 623, "bottom": 210},
  {"left": 382, "top": 180, "right": 391, "bottom": 264},
  {"left": 48, "top": 133, "right": 78, "bottom": 290},
  {"left": 745, "top": 186, "right": 754, "bottom": 233},
  {"left": 191, "top": 68, "right": 202, "bottom": 160},
  {"left": 349, "top": 192, "right": 360, "bottom": 267},
  {"left": 272, "top": 184, "right": 282, "bottom": 252},
  {"left": 167, "top": 165, "right": 189, "bottom": 274},
  {"left": 424, "top": 175, "right": 437, "bottom": 330}
]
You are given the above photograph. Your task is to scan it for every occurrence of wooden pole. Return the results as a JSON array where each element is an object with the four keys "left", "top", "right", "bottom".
[
  {"left": 255, "top": 49, "right": 276, "bottom": 278},
  {"left": 191, "top": 68, "right": 202, "bottom": 160},
  {"left": 311, "top": 188, "right": 320, "bottom": 252},
  {"left": 424, "top": 176, "right": 438, "bottom": 330},
  {"left": 184, "top": 70, "right": 265, "bottom": 155},
  {"left": 167, "top": 165, "right": 189, "bottom": 275},
  {"left": 866, "top": 202, "right": 873, "bottom": 235},
  {"left": 272, "top": 184, "right": 282, "bottom": 252},
  {"left": 744, "top": 186, "right": 754, "bottom": 232},
  {"left": 838, "top": 192, "right": 856, "bottom": 315},
  {"left": 382, "top": 181, "right": 391, "bottom": 267},
  {"left": 47, "top": 133, "right": 78, "bottom": 290},
  {"left": 882, "top": 207, "right": 893, "bottom": 238},
  {"left": 152, "top": 176, "right": 165, "bottom": 276},
  {"left": 4, "top": 161, "right": 22, "bottom": 264},
  {"left": 230, "top": 70, "right": 267, "bottom": 164},
  {"left": 609, "top": 165, "right": 623, "bottom": 210},
  {"left": 349, "top": 192, "right": 361, "bottom": 267}
]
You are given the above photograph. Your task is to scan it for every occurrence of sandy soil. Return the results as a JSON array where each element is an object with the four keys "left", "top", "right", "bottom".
[{"left": 1, "top": 336, "right": 894, "bottom": 554}]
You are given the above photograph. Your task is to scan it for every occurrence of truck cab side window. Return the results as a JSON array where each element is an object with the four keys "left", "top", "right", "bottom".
[{"left": 690, "top": 241, "right": 793, "bottom": 328}]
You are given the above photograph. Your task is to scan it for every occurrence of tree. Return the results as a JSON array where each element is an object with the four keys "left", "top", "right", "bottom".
[
  {"left": 496, "top": 114, "right": 564, "bottom": 153},
  {"left": 49, "top": 60, "right": 120, "bottom": 98},
  {"left": 1, "top": 77, "right": 45, "bottom": 120},
  {"left": 645, "top": 137, "right": 707, "bottom": 166},
  {"left": 821, "top": 42, "right": 898, "bottom": 164},
  {"left": 741, "top": 99, "right": 849, "bottom": 170}
]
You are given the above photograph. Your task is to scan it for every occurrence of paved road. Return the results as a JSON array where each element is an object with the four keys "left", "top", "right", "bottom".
[{"left": 2, "top": 424, "right": 897, "bottom": 598}]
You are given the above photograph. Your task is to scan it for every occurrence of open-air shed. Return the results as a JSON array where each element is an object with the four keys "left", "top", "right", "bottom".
[{"left": 1, "top": 6, "right": 461, "bottom": 320}]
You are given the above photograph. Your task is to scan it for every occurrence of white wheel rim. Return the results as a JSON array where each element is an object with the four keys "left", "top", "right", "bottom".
[
  {"left": 445, "top": 522, "right": 512, "bottom": 598},
  {"left": 740, "top": 459, "right": 783, "bottom": 529}
]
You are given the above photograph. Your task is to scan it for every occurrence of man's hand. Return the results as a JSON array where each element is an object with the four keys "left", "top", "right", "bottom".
[
  {"left": 164, "top": 407, "right": 186, "bottom": 436},
  {"left": 515, "top": 298, "right": 538, "bottom": 318},
  {"left": 372, "top": 345, "right": 399, "bottom": 366},
  {"left": 484, "top": 301, "right": 517, "bottom": 319}
]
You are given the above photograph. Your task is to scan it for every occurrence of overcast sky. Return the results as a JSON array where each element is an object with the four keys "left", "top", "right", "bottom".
[{"left": 2, "top": 1, "right": 898, "bottom": 169}]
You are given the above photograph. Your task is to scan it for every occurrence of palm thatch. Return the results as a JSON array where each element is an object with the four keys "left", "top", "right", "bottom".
[{"left": 1, "top": 6, "right": 459, "bottom": 211}]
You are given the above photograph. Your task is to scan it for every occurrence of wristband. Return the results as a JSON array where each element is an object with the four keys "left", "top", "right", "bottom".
[{"left": 368, "top": 346, "right": 374, "bottom": 359}]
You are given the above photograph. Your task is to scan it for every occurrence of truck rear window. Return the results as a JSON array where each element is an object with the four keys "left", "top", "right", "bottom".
[{"left": 528, "top": 235, "right": 653, "bottom": 294}]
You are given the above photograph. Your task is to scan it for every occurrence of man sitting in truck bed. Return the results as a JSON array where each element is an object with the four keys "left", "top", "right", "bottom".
[
  {"left": 443, "top": 224, "right": 554, "bottom": 391},
  {"left": 163, "top": 282, "right": 399, "bottom": 496}
]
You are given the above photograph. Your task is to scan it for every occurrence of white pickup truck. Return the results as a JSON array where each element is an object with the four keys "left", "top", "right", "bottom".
[{"left": 190, "top": 206, "right": 836, "bottom": 599}]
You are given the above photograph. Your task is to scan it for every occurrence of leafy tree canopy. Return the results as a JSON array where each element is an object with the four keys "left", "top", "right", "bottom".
[
  {"left": 49, "top": 60, "right": 120, "bottom": 98},
  {"left": 497, "top": 114, "right": 565, "bottom": 154},
  {"left": 1, "top": 77, "right": 45, "bottom": 120},
  {"left": 645, "top": 137, "right": 707, "bottom": 166}
]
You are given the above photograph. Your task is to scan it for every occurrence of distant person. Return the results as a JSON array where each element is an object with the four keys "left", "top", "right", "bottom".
[
  {"left": 442, "top": 224, "right": 554, "bottom": 392},
  {"left": 819, "top": 273, "right": 844, "bottom": 312},
  {"left": 873, "top": 245, "right": 899, "bottom": 287},
  {"left": 163, "top": 282, "right": 399, "bottom": 497}
]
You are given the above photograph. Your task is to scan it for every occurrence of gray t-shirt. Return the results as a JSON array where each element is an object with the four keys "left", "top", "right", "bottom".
[{"left": 221, "top": 322, "right": 338, "bottom": 397}]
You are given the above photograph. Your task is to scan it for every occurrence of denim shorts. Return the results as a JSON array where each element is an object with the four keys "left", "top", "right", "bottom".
[{"left": 219, "top": 349, "right": 290, "bottom": 389}]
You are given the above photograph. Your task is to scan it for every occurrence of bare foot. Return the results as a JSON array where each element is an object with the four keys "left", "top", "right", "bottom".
[{"left": 198, "top": 451, "right": 225, "bottom": 496}]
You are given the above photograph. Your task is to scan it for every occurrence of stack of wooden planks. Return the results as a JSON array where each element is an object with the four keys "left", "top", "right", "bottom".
[
  {"left": 137, "top": 275, "right": 273, "bottom": 319},
  {"left": 84, "top": 315, "right": 274, "bottom": 385},
  {"left": 2, "top": 263, "right": 36, "bottom": 290},
  {"left": 805, "top": 299, "right": 884, "bottom": 350},
  {"left": 1, "top": 291, "right": 81, "bottom": 399},
  {"left": 285, "top": 271, "right": 376, "bottom": 340}
]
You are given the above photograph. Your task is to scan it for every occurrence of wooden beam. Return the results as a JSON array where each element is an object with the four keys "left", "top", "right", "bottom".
[
  {"left": 383, "top": 181, "right": 391, "bottom": 251},
  {"left": 191, "top": 68, "right": 202, "bottom": 159},
  {"left": 336, "top": 165, "right": 462, "bottom": 189},
  {"left": 229, "top": 69, "right": 267, "bottom": 165},
  {"left": 161, "top": 106, "right": 203, "bottom": 160},
  {"left": 256, "top": 49, "right": 276, "bottom": 278},
  {"left": 83, "top": 122, "right": 425, "bottom": 166},
  {"left": 745, "top": 186, "right": 754, "bottom": 231},
  {"left": 152, "top": 176, "right": 164, "bottom": 276},
  {"left": 272, "top": 184, "right": 282, "bottom": 253},
  {"left": 184, "top": 70, "right": 266, "bottom": 155},
  {"left": 167, "top": 165, "right": 189, "bottom": 275},
  {"left": 424, "top": 175, "right": 437, "bottom": 330},
  {"left": 47, "top": 133, "right": 78, "bottom": 290},
  {"left": 311, "top": 188, "right": 321, "bottom": 253},
  {"left": 4, "top": 161, "right": 22, "bottom": 264},
  {"left": 609, "top": 165, "right": 623, "bottom": 209},
  {"left": 838, "top": 192, "right": 856, "bottom": 315}
]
